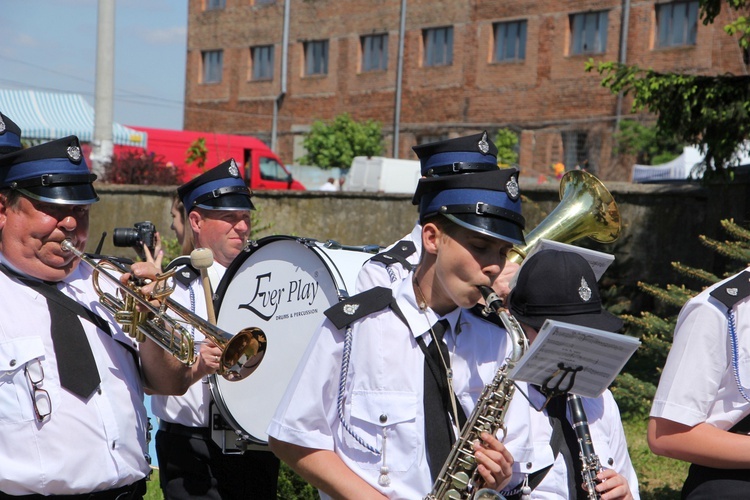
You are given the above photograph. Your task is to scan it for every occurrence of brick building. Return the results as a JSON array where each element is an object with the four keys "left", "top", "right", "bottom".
[{"left": 184, "top": 0, "right": 748, "bottom": 181}]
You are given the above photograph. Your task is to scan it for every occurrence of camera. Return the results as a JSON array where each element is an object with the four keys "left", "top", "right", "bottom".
[{"left": 113, "top": 221, "right": 157, "bottom": 253}]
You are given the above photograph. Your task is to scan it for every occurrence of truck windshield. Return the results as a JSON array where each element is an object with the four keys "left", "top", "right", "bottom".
[{"left": 258, "top": 156, "right": 291, "bottom": 182}]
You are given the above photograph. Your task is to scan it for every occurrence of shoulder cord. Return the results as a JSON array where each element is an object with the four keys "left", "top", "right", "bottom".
[
  {"left": 728, "top": 310, "right": 750, "bottom": 404},
  {"left": 337, "top": 323, "right": 381, "bottom": 456}
]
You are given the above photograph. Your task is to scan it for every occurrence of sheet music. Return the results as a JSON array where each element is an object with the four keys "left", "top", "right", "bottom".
[{"left": 508, "top": 319, "right": 641, "bottom": 398}]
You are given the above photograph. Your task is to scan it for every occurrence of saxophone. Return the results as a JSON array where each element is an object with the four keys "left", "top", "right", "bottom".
[
  {"left": 426, "top": 286, "right": 528, "bottom": 500},
  {"left": 567, "top": 394, "right": 603, "bottom": 500}
]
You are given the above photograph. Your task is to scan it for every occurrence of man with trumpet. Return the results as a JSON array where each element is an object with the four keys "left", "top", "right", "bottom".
[
  {"left": 0, "top": 135, "right": 194, "bottom": 497},
  {"left": 144, "top": 161, "right": 280, "bottom": 500}
]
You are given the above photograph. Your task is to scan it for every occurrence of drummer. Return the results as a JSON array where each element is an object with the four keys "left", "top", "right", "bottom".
[{"left": 140, "top": 160, "right": 280, "bottom": 499}]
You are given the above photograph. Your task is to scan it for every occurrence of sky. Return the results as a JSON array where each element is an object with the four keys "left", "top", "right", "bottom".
[{"left": 0, "top": 0, "right": 188, "bottom": 130}]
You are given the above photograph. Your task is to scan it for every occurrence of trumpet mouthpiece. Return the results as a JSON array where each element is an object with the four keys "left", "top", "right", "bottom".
[
  {"left": 190, "top": 248, "right": 214, "bottom": 270},
  {"left": 61, "top": 239, "right": 74, "bottom": 252}
]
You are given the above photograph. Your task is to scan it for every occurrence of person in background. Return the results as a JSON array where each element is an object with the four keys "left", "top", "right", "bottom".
[
  {"left": 319, "top": 177, "right": 338, "bottom": 191},
  {"left": 0, "top": 112, "right": 22, "bottom": 154},
  {"left": 502, "top": 249, "right": 638, "bottom": 500},
  {"left": 648, "top": 264, "right": 750, "bottom": 498},
  {"left": 354, "top": 131, "right": 519, "bottom": 300},
  {"left": 147, "top": 159, "right": 280, "bottom": 500},
  {"left": 0, "top": 135, "right": 193, "bottom": 497},
  {"left": 267, "top": 148, "right": 528, "bottom": 498}
]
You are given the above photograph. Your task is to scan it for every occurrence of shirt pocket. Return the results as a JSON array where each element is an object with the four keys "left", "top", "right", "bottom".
[
  {"left": 0, "top": 336, "right": 48, "bottom": 423},
  {"left": 344, "top": 390, "right": 419, "bottom": 472}
]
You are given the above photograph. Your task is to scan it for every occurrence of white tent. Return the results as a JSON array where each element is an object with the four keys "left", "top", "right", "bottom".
[{"left": 632, "top": 145, "right": 750, "bottom": 182}]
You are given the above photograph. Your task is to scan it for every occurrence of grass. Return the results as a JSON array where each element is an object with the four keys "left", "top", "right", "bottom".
[{"left": 144, "top": 417, "right": 690, "bottom": 499}]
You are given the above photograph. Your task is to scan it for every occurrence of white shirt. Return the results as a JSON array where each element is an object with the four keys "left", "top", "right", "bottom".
[
  {"left": 651, "top": 266, "right": 750, "bottom": 430},
  {"left": 354, "top": 222, "right": 422, "bottom": 292},
  {"left": 268, "top": 276, "right": 530, "bottom": 499},
  {"left": 503, "top": 384, "right": 639, "bottom": 499},
  {"left": 151, "top": 259, "right": 213, "bottom": 428},
  {"left": 0, "top": 260, "right": 150, "bottom": 495}
]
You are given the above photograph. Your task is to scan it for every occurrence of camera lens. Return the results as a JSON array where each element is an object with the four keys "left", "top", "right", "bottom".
[{"left": 112, "top": 228, "right": 140, "bottom": 248}]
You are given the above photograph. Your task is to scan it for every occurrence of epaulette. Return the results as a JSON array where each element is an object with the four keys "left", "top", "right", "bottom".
[
  {"left": 467, "top": 303, "right": 504, "bottom": 328},
  {"left": 325, "top": 286, "right": 395, "bottom": 330},
  {"left": 166, "top": 256, "right": 200, "bottom": 286},
  {"left": 710, "top": 270, "right": 750, "bottom": 310},
  {"left": 369, "top": 240, "right": 417, "bottom": 271}
]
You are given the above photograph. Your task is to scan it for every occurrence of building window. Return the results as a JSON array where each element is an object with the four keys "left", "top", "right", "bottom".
[
  {"left": 656, "top": 1, "right": 699, "bottom": 47},
  {"left": 361, "top": 34, "right": 388, "bottom": 72},
  {"left": 304, "top": 40, "right": 329, "bottom": 76},
  {"left": 562, "top": 131, "right": 589, "bottom": 170},
  {"left": 493, "top": 20, "right": 527, "bottom": 62},
  {"left": 202, "top": 50, "right": 223, "bottom": 83},
  {"left": 204, "top": 0, "right": 225, "bottom": 10},
  {"left": 423, "top": 26, "right": 453, "bottom": 67},
  {"left": 251, "top": 45, "right": 274, "bottom": 81},
  {"left": 570, "top": 11, "right": 609, "bottom": 55},
  {"left": 254, "top": 0, "right": 276, "bottom": 4}
]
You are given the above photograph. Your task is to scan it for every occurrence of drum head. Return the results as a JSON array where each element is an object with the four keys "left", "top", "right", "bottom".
[{"left": 211, "top": 236, "right": 372, "bottom": 445}]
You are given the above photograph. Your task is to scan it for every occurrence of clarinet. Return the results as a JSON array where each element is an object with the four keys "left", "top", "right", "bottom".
[{"left": 566, "top": 394, "right": 603, "bottom": 500}]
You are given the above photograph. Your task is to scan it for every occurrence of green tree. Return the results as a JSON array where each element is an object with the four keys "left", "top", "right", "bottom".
[
  {"left": 298, "top": 113, "right": 383, "bottom": 169},
  {"left": 494, "top": 128, "right": 519, "bottom": 166},
  {"left": 586, "top": 0, "right": 750, "bottom": 180},
  {"left": 186, "top": 137, "right": 208, "bottom": 172},
  {"left": 614, "top": 120, "right": 683, "bottom": 166}
]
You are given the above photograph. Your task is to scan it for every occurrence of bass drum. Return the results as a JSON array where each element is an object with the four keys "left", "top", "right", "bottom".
[{"left": 209, "top": 235, "right": 375, "bottom": 450}]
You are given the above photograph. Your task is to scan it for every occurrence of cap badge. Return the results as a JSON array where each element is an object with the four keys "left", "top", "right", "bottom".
[
  {"left": 182, "top": 271, "right": 191, "bottom": 279},
  {"left": 578, "top": 277, "right": 592, "bottom": 301},
  {"left": 506, "top": 176, "right": 520, "bottom": 200},
  {"left": 0, "top": 116, "right": 5, "bottom": 134},
  {"left": 67, "top": 145, "right": 82, "bottom": 162},
  {"left": 727, "top": 287, "right": 739, "bottom": 296},
  {"left": 478, "top": 132, "right": 490, "bottom": 154},
  {"left": 343, "top": 303, "right": 360, "bottom": 315},
  {"left": 228, "top": 159, "right": 240, "bottom": 178}
]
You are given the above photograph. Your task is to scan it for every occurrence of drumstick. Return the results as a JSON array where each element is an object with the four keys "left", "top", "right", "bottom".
[{"left": 190, "top": 247, "right": 217, "bottom": 325}]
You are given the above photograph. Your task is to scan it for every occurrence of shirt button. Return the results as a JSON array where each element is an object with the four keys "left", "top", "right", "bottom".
[
  {"left": 379, "top": 414, "right": 388, "bottom": 423},
  {"left": 9, "top": 359, "right": 16, "bottom": 367},
  {"left": 608, "top": 457, "right": 614, "bottom": 466},
  {"left": 525, "top": 462, "right": 532, "bottom": 469},
  {"left": 97, "top": 387, "right": 102, "bottom": 395},
  {"left": 112, "top": 441, "right": 116, "bottom": 450}
]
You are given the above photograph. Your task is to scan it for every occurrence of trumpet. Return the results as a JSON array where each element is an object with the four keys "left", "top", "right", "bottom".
[{"left": 61, "top": 239, "right": 266, "bottom": 381}]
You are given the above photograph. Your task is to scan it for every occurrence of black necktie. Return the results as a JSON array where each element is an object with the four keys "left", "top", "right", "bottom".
[
  {"left": 545, "top": 394, "right": 587, "bottom": 499},
  {"left": 25, "top": 278, "right": 103, "bottom": 399},
  {"left": 423, "top": 319, "right": 454, "bottom": 481}
]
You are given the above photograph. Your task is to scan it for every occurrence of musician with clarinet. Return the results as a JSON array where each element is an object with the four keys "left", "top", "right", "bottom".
[
  {"left": 502, "top": 249, "right": 638, "bottom": 500},
  {"left": 0, "top": 135, "right": 194, "bottom": 497},
  {"left": 267, "top": 136, "right": 533, "bottom": 498}
]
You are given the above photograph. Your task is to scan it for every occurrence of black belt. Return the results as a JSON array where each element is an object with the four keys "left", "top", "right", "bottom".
[
  {"left": 0, "top": 478, "right": 147, "bottom": 500},
  {"left": 158, "top": 420, "right": 211, "bottom": 439}
]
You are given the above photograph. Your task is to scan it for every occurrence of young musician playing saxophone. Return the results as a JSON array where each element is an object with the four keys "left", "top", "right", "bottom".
[
  {"left": 267, "top": 136, "right": 531, "bottom": 498},
  {"left": 502, "top": 249, "right": 639, "bottom": 500}
]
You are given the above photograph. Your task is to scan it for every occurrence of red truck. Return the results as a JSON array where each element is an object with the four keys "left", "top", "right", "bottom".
[{"left": 121, "top": 127, "right": 305, "bottom": 190}]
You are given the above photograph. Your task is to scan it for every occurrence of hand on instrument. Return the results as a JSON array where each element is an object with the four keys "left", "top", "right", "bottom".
[
  {"left": 593, "top": 469, "right": 634, "bottom": 500},
  {"left": 143, "top": 232, "right": 164, "bottom": 270},
  {"left": 473, "top": 431, "right": 514, "bottom": 491},
  {"left": 194, "top": 340, "right": 222, "bottom": 379},
  {"left": 491, "top": 260, "right": 520, "bottom": 303}
]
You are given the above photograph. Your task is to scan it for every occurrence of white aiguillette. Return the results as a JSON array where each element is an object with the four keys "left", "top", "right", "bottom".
[{"left": 508, "top": 319, "right": 641, "bottom": 398}]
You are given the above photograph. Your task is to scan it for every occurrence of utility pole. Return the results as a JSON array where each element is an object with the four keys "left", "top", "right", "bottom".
[
  {"left": 392, "top": 0, "right": 407, "bottom": 158},
  {"left": 91, "top": 0, "right": 115, "bottom": 177}
]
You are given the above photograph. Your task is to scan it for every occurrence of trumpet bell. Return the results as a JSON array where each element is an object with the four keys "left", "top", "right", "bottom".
[
  {"left": 509, "top": 170, "right": 621, "bottom": 263},
  {"left": 221, "top": 327, "right": 267, "bottom": 381}
]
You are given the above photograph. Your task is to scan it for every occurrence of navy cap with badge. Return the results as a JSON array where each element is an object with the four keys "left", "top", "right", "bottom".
[
  {"left": 508, "top": 249, "right": 623, "bottom": 332},
  {"left": 0, "top": 112, "right": 22, "bottom": 155},
  {"left": 177, "top": 159, "right": 255, "bottom": 213},
  {"left": 413, "top": 164, "right": 525, "bottom": 246},
  {"left": 412, "top": 131, "right": 500, "bottom": 177},
  {"left": 0, "top": 135, "right": 98, "bottom": 205}
]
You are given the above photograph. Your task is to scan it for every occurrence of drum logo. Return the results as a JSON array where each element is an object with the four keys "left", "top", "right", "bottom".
[{"left": 238, "top": 271, "right": 320, "bottom": 321}]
